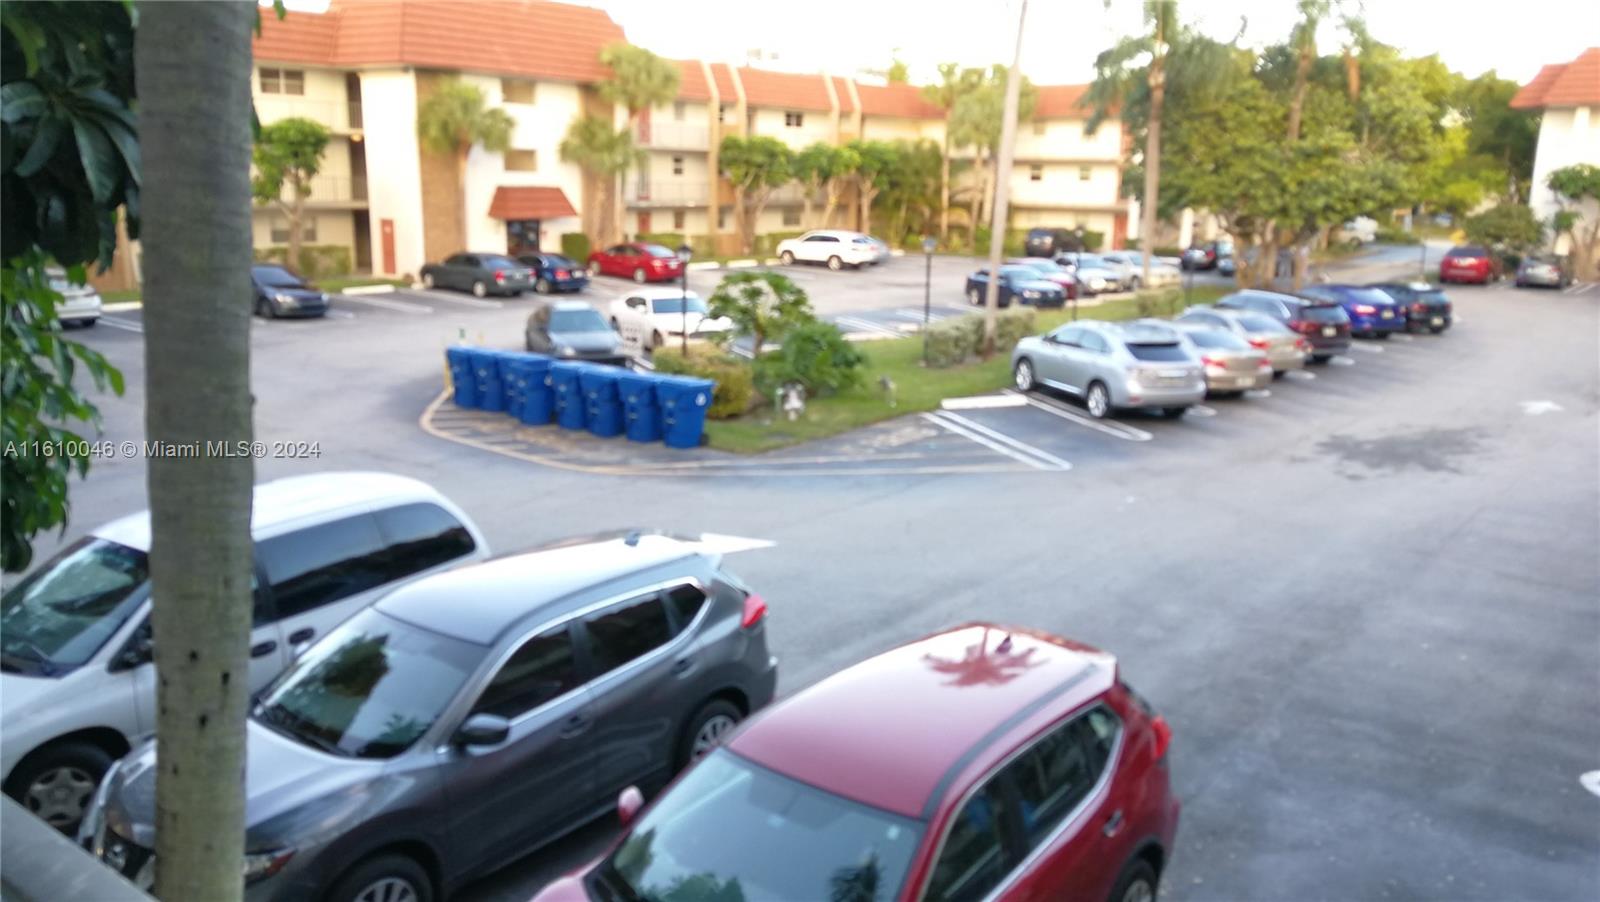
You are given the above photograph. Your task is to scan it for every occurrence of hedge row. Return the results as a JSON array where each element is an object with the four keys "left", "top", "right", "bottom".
[
  {"left": 651, "top": 346, "right": 755, "bottom": 419},
  {"left": 925, "top": 308, "right": 1038, "bottom": 368},
  {"left": 254, "top": 245, "right": 352, "bottom": 280}
]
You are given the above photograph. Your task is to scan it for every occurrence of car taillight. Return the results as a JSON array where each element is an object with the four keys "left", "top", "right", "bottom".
[
  {"left": 555, "top": 269, "right": 569, "bottom": 279},
  {"left": 1353, "top": 304, "right": 1376, "bottom": 315},
  {"left": 741, "top": 593, "right": 767, "bottom": 629},
  {"left": 1151, "top": 715, "right": 1172, "bottom": 762},
  {"left": 1248, "top": 337, "right": 1270, "bottom": 349},
  {"left": 1200, "top": 355, "right": 1223, "bottom": 367},
  {"left": 1294, "top": 337, "right": 1309, "bottom": 350},
  {"left": 494, "top": 269, "right": 507, "bottom": 283}
]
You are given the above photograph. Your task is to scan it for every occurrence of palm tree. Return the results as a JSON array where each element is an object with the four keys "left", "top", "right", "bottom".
[
  {"left": 417, "top": 79, "right": 514, "bottom": 251},
  {"left": 598, "top": 43, "right": 680, "bottom": 242},
  {"left": 560, "top": 117, "right": 643, "bottom": 250},
  {"left": 922, "top": 63, "right": 965, "bottom": 241},
  {"left": 136, "top": 2, "right": 257, "bottom": 898}
]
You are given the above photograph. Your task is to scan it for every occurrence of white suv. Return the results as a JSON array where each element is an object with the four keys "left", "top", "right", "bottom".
[
  {"left": 776, "top": 230, "right": 883, "bottom": 270},
  {"left": 0, "top": 471, "right": 489, "bottom": 832}
]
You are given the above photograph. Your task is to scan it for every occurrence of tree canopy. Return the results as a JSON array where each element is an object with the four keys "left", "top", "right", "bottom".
[
  {"left": 598, "top": 42, "right": 679, "bottom": 123},
  {"left": 417, "top": 79, "right": 513, "bottom": 157}
]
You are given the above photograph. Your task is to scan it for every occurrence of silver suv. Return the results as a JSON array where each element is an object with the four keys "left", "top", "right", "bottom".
[
  {"left": 1012, "top": 319, "right": 1205, "bottom": 419},
  {"left": 81, "top": 531, "right": 778, "bottom": 902}
]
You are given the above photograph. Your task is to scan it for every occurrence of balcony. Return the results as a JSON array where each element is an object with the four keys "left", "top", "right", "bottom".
[
  {"left": 626, "top": 180, "right": 709, "bottom": 207},
  {"left": 635, "top": 121, "right": 708, "bottom": 150},
  {"left": 255, "top": 174, "right": 368, "bottom": 208},
  {"left": 255, "top": 95, "right": 363, "bottom": 133}
]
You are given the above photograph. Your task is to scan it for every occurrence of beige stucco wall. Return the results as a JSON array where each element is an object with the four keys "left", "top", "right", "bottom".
[
  {"left": 1528, "top": 105, "right": 1600, "bottom": 253},
  {"left": 460, "top": 76, "right": 586, "bottom": 254},
  {"left": 750, "top": 107, "right": 834, "bottom": 149},
  {"left": 358, "top": 69, "right": 425, "bottom": 276},
  {"left": 254, "top": 65, "right": 358, "bottom": 133}
]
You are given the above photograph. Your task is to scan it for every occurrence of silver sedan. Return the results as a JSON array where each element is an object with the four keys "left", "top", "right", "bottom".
[
  {"left": 1173, "top": 322, "right": 1272, "bottom": 397},
  {"left": 1176, "top": 306, "right": 1307, "bottom": 374}
]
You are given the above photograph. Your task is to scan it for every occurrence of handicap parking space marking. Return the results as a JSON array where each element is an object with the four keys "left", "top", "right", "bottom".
[
  {"left": 921, "top": 411, "right": 1072, "bottom": 471},
  {"left": 1007, "top": 390, "right": 1155, "bottom": 442},
  {"left": 832, "top": 315, "right": 903, "bottom": 338},
  {"left": 1349, "top": 342, "right": 1385, "bottom": 354},
  {"left": 1329, "top": 355, "right": 1356, "bottom": 366},
  {"left": 1189, "top": 404, "right": 1217, "bottom": 417},
  {"left": 341, "top": 293, "right": 434, "bottom": 314},
  {"left": 412, "top": 289, "right": 503, "bottom": 310},
  {"left": 891, "top": 308, "right": 958, "bottom": 323},
  {"left": 1284, "top": 370, "right": 1316, "bottom": 381},
  {"left": 98, "top": 317, "right": 144, "bottom": 333}
]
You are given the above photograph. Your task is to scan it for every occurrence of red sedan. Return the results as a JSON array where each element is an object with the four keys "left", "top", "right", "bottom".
[
  {"left": 1438, "top": 245, "right": 1501, "bottom": 284},
  {"left": 533, "top": 624, "right": 1179, "bottom": 902},
  {"left": 587, "top": 242, "right": 684, "bottom": 283}
]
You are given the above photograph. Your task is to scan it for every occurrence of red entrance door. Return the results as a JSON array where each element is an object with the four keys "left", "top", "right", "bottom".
[{"left": 380, "top": 219, "right": 395, "bottom": 274}]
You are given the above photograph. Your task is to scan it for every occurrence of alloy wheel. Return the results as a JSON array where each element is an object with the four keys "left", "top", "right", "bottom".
[
  {"left": 472, "top": 281, "right": 487, "bottom": 298},
  {"left": 634, "top": 268, "right": 647, "bottom": 283},
  {"left": 1014, "top": 361, "right": 1034, "bottom": 392},
  {"left": 691, "top": 714, "right": 738, "bottom": 759},
  {"left": 1121, "top": 878, "right": 1154, "bottom": 902},
  {"left": 25, "top": 766, "right": 96, "bottom": 829},
  {"left": 353, "top": 876, "right": 418, "bottom": 902},
  {"left": 1087, "top": 384, "right": 1109, "bottom": 418}
]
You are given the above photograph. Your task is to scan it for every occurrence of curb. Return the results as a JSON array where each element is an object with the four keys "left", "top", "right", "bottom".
[
  {"left": 102, "top": 301, "right": 143, "bottom": 312},
  {"left": 342, "top": 284, "right": 398, "bottom": 296}
]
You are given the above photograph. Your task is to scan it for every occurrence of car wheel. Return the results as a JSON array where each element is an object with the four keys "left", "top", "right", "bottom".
[
  {"left": 471, "top": 280, "right": 488, "bottom": 298},
  {"left": 4, "top": 741, "right": 112, "bottom": 834},
  {"left": 967, "top": 287, "right": 981, "bottom": 306},
  {"left": 1085, "top": 381, "right": 1111, "bottom": 419},
  {"left": 535, "top": 278, "right": 552, "bottom": 294},
  {"left": 254, "top": 296, "right": 271, "bottom": 318},
  {"left": 1108, "top": 857, "right": 1159, "bottom": 902},
  {"left": 327, "top": 853, "right": 433, "bottom": 902},
  {"left": 1013, "top": 358, "right": 1036, "bottom": 392},
  {"left": 677, "top": 699, "right": 743, "bottom": 770},
  {"left": 1162, "top": 406, "right": 1187, "bottom": 419},
  {"left": 1129, "top": 276, "right": 1142, "bottom": 291},
  {"left": 827, "top": 255, "right": 843, "bottom": 271},
  {"left": 780, "top": 251, "right": 795, "bottom": 265},
  {"left": 633, "top": 268, "right": 647, "bottom": 283},
  {"left": 650, "top": 330, "right": 664, "bottom": 349},
  {"left": 422, "top": 272, "right": 435, "bottom": 289}
]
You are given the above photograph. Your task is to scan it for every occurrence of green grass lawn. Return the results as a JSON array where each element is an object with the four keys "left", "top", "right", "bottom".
[
  {"left": 701, "top": 290, "right": 1230, "bottom": 454},
  {"left": 318, "top": 275, "right": 410, "bottom": 292},
  {"left": 100, "top": 288, "right": 142, "bottom": 304}
]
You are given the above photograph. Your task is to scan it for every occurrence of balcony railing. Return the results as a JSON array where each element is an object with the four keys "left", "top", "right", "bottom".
[
  {"left": 256, "top": 174, "right": 368, "bottom": 206},
  {"left": 635, "top": 121, "right": 708, "bottom": 150},
  {"left": 627, "top": 180, "right": 709, "bottom": 206},
  {"left": 256, "top": 95, "right": 362, "bottom": 132}
]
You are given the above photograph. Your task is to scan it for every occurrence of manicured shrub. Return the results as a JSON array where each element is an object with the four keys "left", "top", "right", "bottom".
[
  {"left": 994, "top": 307, "right": 1037, "bottom": 352},
  {"left": 925, "top": 314, "right": 982, "bottom": 367},
  {"left": 560, "top": 232, "right": 591, "bottom": 263},
  {"left": 758, "top": 320, "right": 866, "bottom": 396},
  {"left": 652, "top": 347, "right": 754, "bottom": 419}
]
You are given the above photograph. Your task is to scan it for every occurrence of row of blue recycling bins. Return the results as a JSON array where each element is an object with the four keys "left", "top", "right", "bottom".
[{"left": 445, "top": 347, "right": 715, "bottom": 449}]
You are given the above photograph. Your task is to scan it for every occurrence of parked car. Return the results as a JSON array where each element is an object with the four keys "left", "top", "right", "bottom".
[
  {"left": 1336, "top": 216, "right": 1379, "bottom": 245},
  {"left": 1181, "top": 239, "right": 1234, "bottom": 271},
  {"left": 1297, "top": 284, "right": 1406, "bottom": 338},
  {"left": 1215, "top": 289, "right": 1352, "bottom": 362},
  {"left": 1024, "top": 226, "right": 1086, "bottom": 257},
  {"left": 607, "top": 287, "right": 734, "bottom": 349},
  {"left": 966, "top": 265, "right": 1068, "bottom": 308},
  {"left": 1101, "top": 251, "right": 1182, "bottom": 288},
  {"left": 1013, "top": 319, "right": 1205, "bottom": 419},
  {"left": 1514, "top": 254, "right": 1573, "bottom": 289},
  {"left": 516, "top": 252, "right": 590, "bottom": 294},
  {"left": 587, "top": 243, "right": 685, "bottom": 283},
  {"left": 249, "top": 263, "right": 328, "bottom": 319},
  {"left": 82, "top": 532, "right": 778, "bottom": 901},
  {"left": 775, "top": 230, "right": 883, "bottom": 270},
  {"left": 1437, "top": 245, "right": 1501, "bottom": 285},
  {"left": 525, "top": 300, "right": 627, "bottom": 365},
  {"left": 534, "top": 624, "right": 1177, "bottom": 902},
  {"left": 1005, "top": 258, "right": 1081, "bottom": 299},
  {"left": 1175, "top": 307, "right": 1307, "bottom": 374},
  {"left": 46, "top": 267, "right": 103, "bottom": 327},
  {"left": 1216, "top": 255, "right": 1238, "bottom": 277},
  {"left": 421, "top": 252, "right": 534, "bottom": 297},
  {"left": 1, "top": 473, "right": 488, "bottom": 835},
  {"left": 1051, "top": 254, "right": 1119, "bottom": 295},
  {"left": 1366, "top": 282, "right": 1453, "bottom": 333},
  {"left": 1173, "top": 322, "right": 1273, "bottom": 397}
]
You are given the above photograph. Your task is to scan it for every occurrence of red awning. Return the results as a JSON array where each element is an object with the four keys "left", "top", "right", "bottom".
[{"left": 488, "top": 186, "right": 577, "bottom": 221}]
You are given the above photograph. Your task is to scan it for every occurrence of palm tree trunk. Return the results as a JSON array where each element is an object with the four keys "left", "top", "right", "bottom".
[
  {"left": 136, "top": 4, "right": 256, "bottom": 900},
  {"left": 939, "top": 130, "right": 952, "bottom": 241}
]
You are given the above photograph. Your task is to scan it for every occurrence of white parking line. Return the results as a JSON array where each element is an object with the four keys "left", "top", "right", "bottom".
[
  {"left": 1350, "top": 343, "right": 1385, "bottom": 354},
  {"left": 892, "top": 308, "right": 955, "bottom": 323},
  {"left": 942, "top": 394, "right": 1029, "bottom": 410},
  {"left": 341, "top": 294, "right": 433, "bottom": 314},
  {"left": 1285, "top": 370, "right": 1316, "bottom": 381},
  {"left": 922, "top": 411, "right": 1071, "bottom": 471},
  {"left": 1189, "top": 404, "right": 1216, "bottom": 417},
  {"left": 98, "top": 317, "right": 143, "bottom": 333},
  {"left": 833, "top": 316, "right": 902, "bottom": 337},
  {"left": 1008, "top": 391, "right": 1155, "bottom": 442},
  {"left": 1330, "top": 355, "right": 1356, "bottom": 366}
]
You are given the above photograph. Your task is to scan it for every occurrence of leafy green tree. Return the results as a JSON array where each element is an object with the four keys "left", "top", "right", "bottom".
[
  {"left": 922, "top": 63, "right": 966, "bottom": 240},
  {"left": 948, "top": 65, "right": 1036, "bottom": 229},
  {"left": 1464, "top": 203, "right": 1543, "bottom": 251},
  {"left": 718, "top": 135, "right": 792, "bottom": 254},
  {"left": 1456, "top": 72, "right": 1539, "bottom": 201},
  {"left": 759, "top": 320, "right": 866, "bottom": 397},
  {"left": 845, "top": 139, "right": 901, "bottom": 235},
  {"left": 1546, "top": 163, "right": 1600, "bottom": 277},
  {"left": 598, "top": 43, "right": 679, "bottom": 242},
  {"left": 560, "top": 116, "right": 642, "bottom": 248},
  {"left": 251, "top": 117, "right": 330, "bottom": 270},
  {"left": 416, "top": 79, "right": 513, "bottom": 249},
  {"left": 793, "top": 143, "right": 844, "bottom": 229},
  {"left": 822, "top": 144, "right": 860, "bottom": 232},
  {"left": 879, "top": 139, "right": 942, "bottom": 243},
  {"left": 706, "top": 270, "right": 812, "bottom": 359},
  {"left": 885, "top": 55, "right": 909, "bottom": 85}
]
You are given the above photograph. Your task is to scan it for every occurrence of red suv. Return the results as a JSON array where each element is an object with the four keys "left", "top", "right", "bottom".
[
  {"left": 587, "top": 242, "right": 685, "bottom": 283},
  {"left": 534, "top": 624, "right": 1179, "bottom": 902},
  {"left": 1438, "top": 245, "right": 1501, "bottom": 284}
]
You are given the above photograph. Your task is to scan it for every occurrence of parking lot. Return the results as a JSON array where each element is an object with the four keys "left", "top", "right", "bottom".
[{"left": 41, "top": 255, "right": 1600, "bottom": 900}]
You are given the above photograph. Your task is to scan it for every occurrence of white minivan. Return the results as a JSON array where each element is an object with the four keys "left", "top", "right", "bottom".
[{"left": 0, "top": 472, "right": 489, "bottom": 832}]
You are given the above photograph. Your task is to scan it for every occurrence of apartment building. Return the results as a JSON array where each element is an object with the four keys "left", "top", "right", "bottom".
[{"left": 1512, "top": 47, "right": 1600, "bottom": 257}]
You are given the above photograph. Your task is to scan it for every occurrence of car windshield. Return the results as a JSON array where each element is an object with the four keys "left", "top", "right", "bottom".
[
  {"left": 605, "top": 750, "right": 923, "bottom": 902},
  {"left": 1, "top": 537, "right": 149, "bottom": 675},
  {"left": 1302, "top": 304, "right": 1349, "bottom": 323},
  {"left": 642, "top": 244, "right": 677, "bottom": 259},
  {"left": 1126, "top": 343, "right": 1190, "bottom": 362},
  {"left": 550, "top": 308, "right": 609, "bottom": 332},
  {"left": 252, "top": 265, "right": 304, "bottom": 288},
  {"left": 253, "top": 608, "right": 481, "bottom": 759},
  {"left": 1343, "top": 288, "right": 1396, "bottom": 306},
  {"left": 652, "top": 296, "right": 709, "bottom": 314},
  {"left": 1184, "top": 329, "right": 1248, "bottom": 350}
]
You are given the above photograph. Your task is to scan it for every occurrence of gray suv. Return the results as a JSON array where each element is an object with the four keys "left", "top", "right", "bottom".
[
  {"left": 1012, "top": 320, "right": 1205, "bottom": 419},
  {"left": 80, "top": 532, "right": 777, "bottom": 902}
]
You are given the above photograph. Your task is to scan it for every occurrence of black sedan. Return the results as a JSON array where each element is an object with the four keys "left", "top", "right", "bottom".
[
  {"left": 1367, "top": 282, "right": 1453, "bottom": 333},
  {"left": 251, "top": 263, "right": 329, "bottom": 319},
  {"left": 964, "top": 264, "right": 1067, "bottom": 308},
  {"left": 421, "top": 252, "right": 534, "bottom": 297}
]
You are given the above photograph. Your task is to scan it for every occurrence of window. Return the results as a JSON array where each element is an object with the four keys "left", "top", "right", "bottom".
[
  {"left": 782, "top": 207, "right": 801, "bottom": 226},
  {"left": 664, "top": 584, "right": 707, "bottom": 633},
  {"left": 0, "top": 537, "right": 149, "bottom": 670},
  {"left": 784, "top": 111, "right": 804, "bottom": 128},
  {"left": 258, "top": 515, "right": 391, "bottom": 619},
  {"left": 926, "top": 779, "right": 1015, "bottom": 902},
  {"left": 672, "top": 210, "right": 686, "bottom": 230},
  {"left": 501, "top": 78, "right": 536, "bottom": 104},
  {"left": 1004, "top": 707, "right": 1120, "bottom": 847},
  {"left": 718, "top": 103, "right": 732, "bottom": 123},
  {"left": 447, "top": 253, "right": 476, "bottom": 266},
  {"left": 473, "top": 626, "right": 579, "bottom": 718},
  {"left": 673, "top": 100, "right": 686, "bottom": 121},
  {"left": 1078, "top": 166, "right": 1092, "bottom": 181},
  {"left": 584, "top": 595, "right": 673, "bottom": 675},
  {"left": 1029, "top": 165, "right": 1043, "bottom": 182},
  {"left": 1050, "top": 325, "right": 1083, "bottom": 346},
  {"left": 259, "top": 68, "right": 305, "bottom": 95},
  {"left": 671, "top": 155, "right": 685, "bottom": 176},
  {"left": 1080, "top": 331, "right": 1111, "bottom": 354},
  {"left": 717, "top": 207, "right": 729, "bottom": 229},
  {"left": 1033, "top": 122, "right": 1046, "bottom": 136},
  {"left": 269, "top": 216, "right": 316, "bottom": 244},
  {"left": 504, "top": 149, "right": 537, "bottom": 172},
  {"left": 372, "top": 503, "right": 476, "bottom": 580},
  {"left": 805, "top": 234, "right": 838, "bottom": 243}
]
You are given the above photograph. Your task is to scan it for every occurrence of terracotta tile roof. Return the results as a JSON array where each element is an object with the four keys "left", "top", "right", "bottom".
[
  {"left": 675, "top": 60, "right": 711, "bottom": 101},
  {"left": 253, "top": 0, "right": 626, "bottom": 84},
  {"left": 488, "top": 186, "right": 577, "bottom": 220},
  {"left": 1512, "top": 48, "right": 1600, "bottom": 109},
  {"left": 831, "top": 77, "right": 857, "bottom": 114},
  {"left": 737, "top": 67, "right": 832, "bottom": 111},
  {"left": 709, "top": 63, "right": 737, "bottom": 102},
  {"left": 856, "top": 82, "right": 941, "bottom": 119},
  {"left": 1034, "top": 84, "right": 1093, "bottom": 119}
]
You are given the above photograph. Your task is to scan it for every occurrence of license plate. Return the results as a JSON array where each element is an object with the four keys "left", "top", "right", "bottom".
[
  {"left": 1159, "top": 369, "right": 1187, "bottom": 379},
  {"left": 1322, "top": 326, "right": 1336, "bottom": 337},
  {"left": 1430, "top": 316, "right": 1444, "bottom": 326},
  {"left": 1380, "top": 310, "right": 1393, "bottom": 319}
]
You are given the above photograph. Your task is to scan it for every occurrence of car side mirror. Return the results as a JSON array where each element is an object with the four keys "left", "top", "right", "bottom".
[
  {"left": 617, "top": 786, "right": 644, "bottom": 826},
  {"left": 453, "top": 713, "right": 510, "bottom": 748},
  {"left": 113, "top": 632, "right": 153, "bottom": 671}
]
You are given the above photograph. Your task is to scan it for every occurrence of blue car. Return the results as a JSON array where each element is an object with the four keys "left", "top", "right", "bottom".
[
  {"left": 965, "top": 264, "right": 1067, "bottom": 308},
  {"left": 1298, "top": 284, "right": 1406, "bottom": 338},
  {"left": 517, "top": 252, "right": 590, "bottom": 294}
]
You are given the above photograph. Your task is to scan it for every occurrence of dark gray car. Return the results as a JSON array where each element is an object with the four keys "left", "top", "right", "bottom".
[
  {"left": 81, "top": 532, "right": 778, "bottom": 902},
  {"left": 525, "top": 300, "right": 628, "bottom": 365},
  {"left": 421, "top": 252, "right": 533, "bottom": 297}
]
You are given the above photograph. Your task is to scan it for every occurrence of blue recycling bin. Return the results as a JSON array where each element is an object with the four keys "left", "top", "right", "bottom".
[
  {"left": 470, "top": 348, "right": 505, "bottom": 413},
  {"left": 445, "top": 347, "right": 479, "bottom": 409},
  {"left": 616, "top": 370, "right": 662, "bottom": 443},
  {"left": 655, "top": 375, "right": 716, "bottom": 449},
  {"left": 549, "top": 362, "right": 587, "bottom": 430},
  {"left": 579, "top": 366, "right": 624, "bottom": 438},
  {"left": 494, "top": 352, "right": 528, "bottom": 417},
  {"left": 514, "top": 354, "right": 554, "bottom": 425}
]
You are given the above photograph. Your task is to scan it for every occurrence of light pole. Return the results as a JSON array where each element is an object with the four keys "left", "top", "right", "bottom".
[
  {"left": 921, "top": 235, "right": 936, "bottom": 365},
  {"left": 677, "top": 243, "right": 693, "bottom": 355}
]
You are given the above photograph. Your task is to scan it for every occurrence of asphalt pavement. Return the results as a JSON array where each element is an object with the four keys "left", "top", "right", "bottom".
[{"left": 25, "top": 247, "right": 1600, "bottom": 901}]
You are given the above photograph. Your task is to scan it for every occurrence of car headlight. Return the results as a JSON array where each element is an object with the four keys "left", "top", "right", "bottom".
[
  {"left": 320, "top": 293, "right": 330, "bottom": 302},
  {"left": 1023, "top": 290, "right": 1040, "bottom": 299},
  {"left": 274, "top": 292, "right": 295, "bottom": 304},
  {"left": 1089, "top": 278, "right": 1106, "bottom": 290},
  {"left": 556, "top": 345, "right": 577, "bottom": 357},
  {"left": 244, "top": 848, "right": 297, "bottom": 884}
]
